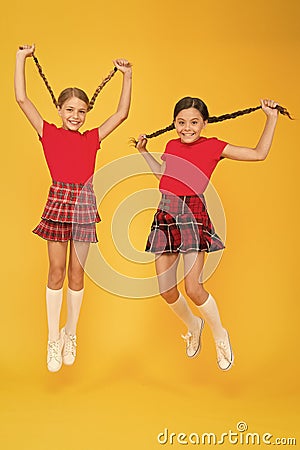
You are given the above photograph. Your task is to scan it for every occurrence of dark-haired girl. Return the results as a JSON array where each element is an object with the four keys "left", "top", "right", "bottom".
[
  {"left": 15, "top": 44, "right": 132, "bottom": 372},
  {"left": 136, "top": 96, "right": 290, "bottom": 371}
]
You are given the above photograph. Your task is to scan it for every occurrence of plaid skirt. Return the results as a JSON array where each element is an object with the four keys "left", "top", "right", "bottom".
[
  {"left": 33, "top": 181, "right": 100, "bottom": 243},
  {"left": 146, "top": 193, "right": 225, "bottom": 253}
]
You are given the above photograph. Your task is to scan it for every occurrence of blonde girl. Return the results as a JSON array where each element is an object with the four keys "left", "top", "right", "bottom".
[{"left": 15, "top": 44, "right": 132, "bottom": 372}]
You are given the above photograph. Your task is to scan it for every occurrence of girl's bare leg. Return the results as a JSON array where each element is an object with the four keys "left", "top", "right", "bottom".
[
  {"left": 46, "top": 241, "right": 68, "bottom": 372},
  {"left": 183, "top": 252, "right": 234, "bottom": 369},
  {"left": 155, "top": 253, "right": 203, "bottom": 357}
]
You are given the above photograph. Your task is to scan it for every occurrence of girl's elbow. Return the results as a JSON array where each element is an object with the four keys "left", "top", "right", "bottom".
[
  {"left": 121, "top": 110, "right": 129, "bottom": 121},
  {"left": 116, "top": 111, "right": 128, "bottom": 125},
  {"left": 16, "top": 95, "right": 27, "bottom": 105},
  {"left": 254, "top": 148, "right": 267, "bottom": 161},
  {"left": 256, "top": 153, "right": 267, "bottom": 161}
]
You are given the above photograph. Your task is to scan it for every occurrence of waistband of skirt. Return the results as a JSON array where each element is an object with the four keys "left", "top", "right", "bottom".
[
  {"left": 161, "top": 193, "right": 205, "bottom": 201},
  {"left": 52, "top": 180, "right": 92, "bottom": 189}
]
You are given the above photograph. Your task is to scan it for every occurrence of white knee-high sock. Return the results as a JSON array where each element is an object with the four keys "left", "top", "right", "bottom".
[
  {"left": 65, "top": 287, "right": 84, "bottom": 335},
  {"left": 46, "top": 286, "right": 63, "bottom": 341},
  {"left": 168, "top": 292, "right": 198, "bottom": 331},
  {"left": 197, "top": 293, "right": 226, "bottom": 341}
]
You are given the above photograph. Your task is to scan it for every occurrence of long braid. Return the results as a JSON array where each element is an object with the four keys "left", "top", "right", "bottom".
[
  {"left": 88, "top": 67, "right": 118, "bottom": 111},
  {"left": 131, "top": 101, "right": 292, "bottom": 145},
  {"left": 32, "top": 55, "right": 58, "bottom": 108},
  {"left": 32, "top": 53, "right": 117, "bottom": 110},
  {"left": 129, "top": 123, "right": 175, "bottom": 146},
  {"left": 209, "top": 104, "right": 293, "bottom": 123},
  {"left": 145, "top": 123, "right": 175, "bottom": 139}
]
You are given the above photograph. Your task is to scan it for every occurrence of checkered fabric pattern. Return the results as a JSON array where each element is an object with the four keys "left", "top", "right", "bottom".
[
  {"left": 40, "top": 181, "right": 100, "bottom": 224},
  {"left": 146, "top": 193, "right": 225, "bottom": 253},
  {"left": 33, "top": 219, "right": 98, "bottom": 242},
  {"left": 32, "top": 180, "right": 100, "bottom": 242}
]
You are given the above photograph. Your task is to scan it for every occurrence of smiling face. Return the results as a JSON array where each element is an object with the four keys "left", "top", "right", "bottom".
[
  {"left": 58, "top": 96, "right": 88, "bottom": 131},
  {"left": 174, "top": 107, "right": 207, "bottom": 144}
]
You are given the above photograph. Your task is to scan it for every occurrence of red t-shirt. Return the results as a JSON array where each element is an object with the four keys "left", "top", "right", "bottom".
[
  {"left": 159, "top": 137, "right": 228, "bottom": 195},
  {"left": 39, "top": 121, "right": 100, "bottom": 184}
]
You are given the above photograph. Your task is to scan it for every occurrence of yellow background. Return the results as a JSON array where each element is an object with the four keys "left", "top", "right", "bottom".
[{"left": 1, "top": 0, "right": 299, "bottom": 448}]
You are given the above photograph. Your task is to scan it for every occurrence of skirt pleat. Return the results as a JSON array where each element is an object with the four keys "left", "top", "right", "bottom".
[
  {"left": 146, "top": 193, "right": 225, "bottom": 254},
  {"left": 33, "top": 180, "right": 100, "bottom": 242}
]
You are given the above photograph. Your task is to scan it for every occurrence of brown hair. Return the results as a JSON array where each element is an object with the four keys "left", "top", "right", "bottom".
[
  {"left": 57, "top": 88, "right": 89, "bottom": 109},
  {"left": 142, "top": 96, "right": 293, "bottom": 140},
  {"left": 32, "top": 54, "right": 117, "bottom": 111}
]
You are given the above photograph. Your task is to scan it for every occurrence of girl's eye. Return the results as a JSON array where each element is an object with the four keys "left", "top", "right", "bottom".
[{"left": 192, "top": 121, "right": 198, "bottom": 125}]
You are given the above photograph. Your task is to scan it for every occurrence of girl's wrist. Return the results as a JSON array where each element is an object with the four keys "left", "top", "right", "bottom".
[
  {"left": 16, "top": 52, "right": 26, "bottom": 61},
  {"left": 265, "top": 114, "right": 278, "bottom": 122},
  {"left": 122, "top": 70, "right": 132, "bottom": 78}
]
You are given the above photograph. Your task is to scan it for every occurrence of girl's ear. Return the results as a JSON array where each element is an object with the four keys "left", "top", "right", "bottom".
[
  {"left": 57, "top": 106, "right": 62, "bottom": 116},
  {"left": 203, "top": 120, "right": 208, "bottom": 129}
]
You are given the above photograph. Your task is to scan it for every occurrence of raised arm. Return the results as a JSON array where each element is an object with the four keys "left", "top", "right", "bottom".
[
  {"left": 14, "top": 45, "right": 43, "bottom": 137},
  {"left": 221, "top": 99, "right": 278, "bottom": 161},
  {"left": 136, "top": 135, "right": 165, "bottom": 180},
  {"left": 98, "top": 59, "right": 132, "bottom": 141}
]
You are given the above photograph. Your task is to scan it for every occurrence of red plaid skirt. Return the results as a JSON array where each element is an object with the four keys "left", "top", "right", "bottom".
[
  {"left": 33, "top": 181, "right": 100, "bottom": 242},
  {"left": 146, "top": 193, "right": 225, "bottom": 253}
]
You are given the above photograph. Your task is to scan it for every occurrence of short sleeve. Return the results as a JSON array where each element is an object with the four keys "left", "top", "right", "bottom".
[
  {"left": 209, "top": 137, "right": 228, "bottom": 161},
  {"left": 39, "top": 121, "right": 57, "bottom": 143},
  {"left": 161, "top": 141, "right": 172, "bottom": 161},
  {"left": 83, "top": 128, "right": 101, "bottom": 151}
]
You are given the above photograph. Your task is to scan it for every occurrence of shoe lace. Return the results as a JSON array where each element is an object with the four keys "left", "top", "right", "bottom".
[
  {"left": 216, "top": 340, "right": 231, "bottom": 363},
  {"left": 65, "top": 334, "right": 77, "bottom": 356},
  {"left": 181, "top": 331, "right": 194, "bottom": 347},
  {"left": 48, "top": 341, "right": 61, "bottom": 360}
]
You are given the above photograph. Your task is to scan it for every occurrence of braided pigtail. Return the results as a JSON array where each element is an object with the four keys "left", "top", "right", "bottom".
[
  {"left": 209, "top": 104, "right": 293, "bottom": 122},
  {"left": 145, "top": 123, "right": 175, "bottom": 139},
  {"left": 88, "top": 67, "right": 118, "bottom": 111},
  {"left": 131, "top": 97, "right": 292, "bottom": 147},
  {"left": 129, "top": 123, "right": 175, "bottom": 146},
  {"left": 32, "top": 55, "right": 58, "bottom": 108}
]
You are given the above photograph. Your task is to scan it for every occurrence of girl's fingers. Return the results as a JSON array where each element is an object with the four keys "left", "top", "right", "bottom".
[
  {"left": 19, "top": 44, "right": 34, "bottom": 49},
  {"left": 18, "top": 44, "right": 35, "bottom": 56},
  {"left": 261, "top": 99, "right": 278, "bottom": 109},
  {"left": 113, "top": 58, "right": 132, "bottom": 68}
]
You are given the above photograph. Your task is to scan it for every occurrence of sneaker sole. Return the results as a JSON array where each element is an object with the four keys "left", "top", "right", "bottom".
[{"left": 47, "top": 362, "right": 62, "bottom": 373}]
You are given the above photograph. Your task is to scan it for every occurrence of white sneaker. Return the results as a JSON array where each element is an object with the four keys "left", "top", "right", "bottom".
[
  {"left": 181, "top": 317, "right": 205, "bottom": 358},
  {"left": 47, "top": 335, "right": 63, "bottom": 372},
  {"left": 215, "top": 329, "right": 234, "bottom": 371},
  {"left": 61, "top": 327, "right": 77, "bottom": 365}
]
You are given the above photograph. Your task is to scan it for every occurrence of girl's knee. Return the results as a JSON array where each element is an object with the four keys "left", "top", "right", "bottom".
[
  {"left": 48, "top": 266, "right": 66, "bottom": 289},
  {"left": 185, "top": 283, "right": 208, "bottom": 304},
  {"left": 160, "top": 288, "right": 179, "bottom": 304},
  {"left": 68, "top": 267, "right": 84, "bottom": 290}
]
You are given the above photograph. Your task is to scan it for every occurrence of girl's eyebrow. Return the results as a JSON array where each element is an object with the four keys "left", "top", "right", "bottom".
[
  {"left": 65, "top": 105, "right": 87, "bottom": 111},
  {"left": 177, "top": 117, "right": 200, "bottom": 121}
]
